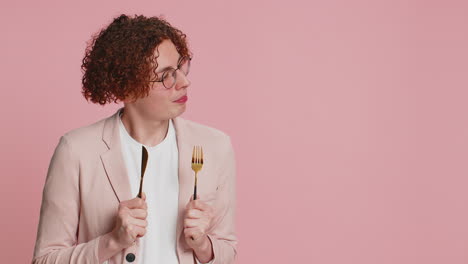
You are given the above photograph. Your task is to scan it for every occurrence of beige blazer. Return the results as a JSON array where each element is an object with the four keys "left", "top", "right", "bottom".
[{"left": 32, "top": 108, "right": 237, "bottom": 264}]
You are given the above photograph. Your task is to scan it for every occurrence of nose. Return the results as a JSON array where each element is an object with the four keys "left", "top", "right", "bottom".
[{"left": 174, "top": 69, "right": 190, "bottom": 90}]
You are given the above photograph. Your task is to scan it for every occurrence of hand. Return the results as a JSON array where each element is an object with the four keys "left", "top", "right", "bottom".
[
  {"left": 183, "top": 194, "right": 215, "bottom": 250},
  {"left": 110, "top": 192, "right": 148, "bottom": 249}
]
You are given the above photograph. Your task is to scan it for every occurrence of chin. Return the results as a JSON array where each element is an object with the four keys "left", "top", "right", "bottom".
[{"left": 170, "top": 108, "right": 186, "bottom": 119}]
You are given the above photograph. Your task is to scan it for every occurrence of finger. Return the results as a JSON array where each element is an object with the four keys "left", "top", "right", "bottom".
[
  {"left": 184, "top": 227, "right": 203, "bottom": 240},
  {"left": 184, "top": 218, "right": 200, "bottom": 228},
  {"left": 190, "top": 194, "right": 201, "bottom": 201},
  {"left": 142, "top": 192, "right": 146, "bottom": 201},
  {"left": 134, "top": 226, "right": 147, "bottom": 238},
  {"left": 184, "top": 227, "right": 196, "bottom": 239},
  {"left": 130, "top": 208, "right": 148, "bottom": 219},
  {"left": 186, "top": 200, "right": 194, "bottom": 210},
  {"left": 186, "top": 197, "right": 198, "bottom": 209},
  {"left": 122, "top": 197, "right": 147, "bottom": 209},
  {"left": 191, "top": 200, "right": 211, "bottom": 212},
  {"left": 187, "top": 196, "right": 206, "bottom": 207},
  {"left": 186, "top": 208, "right": 203, "bottom": 219},
  {"left": 130, "top": 217, "right": 148, "bottom": 228}
]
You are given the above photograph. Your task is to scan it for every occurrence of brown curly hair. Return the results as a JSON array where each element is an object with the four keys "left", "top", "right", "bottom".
[{"left": 81, "top": 14, "right": 192, "bottom": 105}]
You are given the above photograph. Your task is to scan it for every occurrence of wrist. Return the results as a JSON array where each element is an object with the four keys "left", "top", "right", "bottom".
[
  {"left": 193, "top": 235, "right": 214, "bottom": 263},
  {"left": 98, "top": 232, "right": 124, "bottom": 263}
]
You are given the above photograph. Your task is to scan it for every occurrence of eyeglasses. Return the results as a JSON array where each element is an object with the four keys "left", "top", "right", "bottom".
[{"left": 150, "top": 56, "right": 191, "bottom": 89}]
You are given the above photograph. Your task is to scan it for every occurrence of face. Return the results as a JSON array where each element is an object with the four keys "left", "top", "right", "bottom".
[{"left": 123, "top": 39, "right": 191, "bottom": 120}]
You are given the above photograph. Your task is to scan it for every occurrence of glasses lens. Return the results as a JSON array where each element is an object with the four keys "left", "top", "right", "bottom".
[
  {"left": 180, "top": 57, "right": 190, "bottom": 76},
  {"left": 162, "top": 69, "right": 176, "bottom": 89}
]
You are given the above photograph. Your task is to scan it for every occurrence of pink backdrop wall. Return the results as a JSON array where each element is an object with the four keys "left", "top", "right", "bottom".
[{"left": 1, "top": 0, "right": 468, "bottom": 263}]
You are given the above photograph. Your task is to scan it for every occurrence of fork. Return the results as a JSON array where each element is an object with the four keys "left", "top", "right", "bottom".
[
  {"left": 190, "top": 145, "right": 203, "bottom": 241},
  {"left": 191, "top": 145, "right": 204, "bottom": 201}
]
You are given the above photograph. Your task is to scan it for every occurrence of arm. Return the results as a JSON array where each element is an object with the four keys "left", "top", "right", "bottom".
[
  {"left": 194, "top": 236, "right": 214, "bottom": 264},
  {"left": 202, "top": 136, "right": 238, "bottom": 264},
  {"left": 32, "top": 136, "right": 114, "bottom": 264}
]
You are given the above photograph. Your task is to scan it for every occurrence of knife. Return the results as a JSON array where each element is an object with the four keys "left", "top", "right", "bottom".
[{"left": 137, "top": 145, "right": 148, "bottom": 198}]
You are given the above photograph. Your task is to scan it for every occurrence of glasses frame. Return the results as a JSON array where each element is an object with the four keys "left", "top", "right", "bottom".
[{"left": 150, "top": 55, "right": 192, "bottom": 89}]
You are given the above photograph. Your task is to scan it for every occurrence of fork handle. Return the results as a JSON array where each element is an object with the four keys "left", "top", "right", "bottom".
[
  {"left": 193, "top": 173, "right": 198, "bottom": 200},
  {"left": 191, "top": 173, "right": 198, "bottom": 241}
]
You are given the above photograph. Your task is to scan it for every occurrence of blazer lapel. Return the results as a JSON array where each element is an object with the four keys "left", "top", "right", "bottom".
[
  {"left": 173, "top": 115, "right": 196, "bottom": 251},
  {"left": 100, "top": 109, "right": 133, "bottom": 203}
]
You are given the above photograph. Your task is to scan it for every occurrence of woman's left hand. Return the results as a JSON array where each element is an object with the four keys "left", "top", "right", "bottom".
[{"left": 183, "top": 194, "right": 215, "bottom": 249}]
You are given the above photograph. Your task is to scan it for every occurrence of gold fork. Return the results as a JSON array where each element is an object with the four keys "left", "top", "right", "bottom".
[
  {"left": 190, "top": 145, "right": 203, "bottom": 241},
  {"left": 191, "top": 145, "right": 204, "bottom": 201}
]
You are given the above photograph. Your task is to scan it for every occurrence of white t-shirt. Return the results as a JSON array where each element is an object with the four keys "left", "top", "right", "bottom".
[{"left": 118, "top": 110, "right": 212, "bottom": 264}]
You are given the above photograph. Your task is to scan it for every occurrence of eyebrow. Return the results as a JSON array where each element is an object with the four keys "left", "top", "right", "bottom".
[{"left": 156, "top": 55, "right": 181, "bottom": 74}]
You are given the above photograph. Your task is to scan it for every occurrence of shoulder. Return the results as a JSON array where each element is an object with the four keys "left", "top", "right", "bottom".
[
  {"left": 178, "top": 117, "right": 230, "bottom": 139},
  {"left": 58, "top": 115, "right": 110, "bottom": 154},
  {"left": 175, "top": 116, "right": 234, "bottom": 154}
]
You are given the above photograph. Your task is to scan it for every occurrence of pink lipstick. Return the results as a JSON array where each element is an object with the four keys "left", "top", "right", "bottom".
[{"left": 174, "top": 95, "right": 188, "bottom": 103}]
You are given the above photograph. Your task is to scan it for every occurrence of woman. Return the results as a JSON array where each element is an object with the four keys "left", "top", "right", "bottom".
[{"left": 32, "top": 14, "right": 237, "bottom": 264}]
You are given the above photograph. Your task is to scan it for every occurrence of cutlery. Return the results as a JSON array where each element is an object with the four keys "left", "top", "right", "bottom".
[
  {"left": 190, "top": 145, "right": 204, "bottom": 241},
  {"left": 191, "top": 145, "right": 204, "bottom": 200},
  {"left": 137, "top": 146, "right": 148, "bottom": 198}
]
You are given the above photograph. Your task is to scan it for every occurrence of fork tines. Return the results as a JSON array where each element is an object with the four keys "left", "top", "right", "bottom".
[{"left": 191, "top": 145, "right": 204, "bottom": 166}]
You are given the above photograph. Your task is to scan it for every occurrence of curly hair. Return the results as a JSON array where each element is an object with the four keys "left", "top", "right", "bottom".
[{"left": 81, "top": 14, "right": 192, "bottom": 105}]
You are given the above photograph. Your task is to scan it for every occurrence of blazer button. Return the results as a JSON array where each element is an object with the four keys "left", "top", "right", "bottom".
[{"left": 126, "top": 253, "right": 135, "bottom": 262}]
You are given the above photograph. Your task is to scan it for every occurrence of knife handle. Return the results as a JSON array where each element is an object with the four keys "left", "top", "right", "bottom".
[{"left": 137, "top": 177, "right": 144, "bottom": 198}]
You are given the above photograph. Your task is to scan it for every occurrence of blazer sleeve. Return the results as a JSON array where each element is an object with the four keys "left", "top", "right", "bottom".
[
  {"left": 205, "top": 135, "right": 238, "bottom": 264},
  {"left": 32, "top": 135, "right": 103, "bottom": 264}
]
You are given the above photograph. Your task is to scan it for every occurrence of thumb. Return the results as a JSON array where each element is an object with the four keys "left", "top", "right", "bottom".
[
  {"left": 142, "top": 192, "right": 146, "bottom": 201},
  {"left": 191, "top": 194, "right": 200, "bottom": 201}
]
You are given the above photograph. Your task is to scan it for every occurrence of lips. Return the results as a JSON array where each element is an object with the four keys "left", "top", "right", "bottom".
[{"left": 174, "top": 95, "right": 188, "bottom": 102}]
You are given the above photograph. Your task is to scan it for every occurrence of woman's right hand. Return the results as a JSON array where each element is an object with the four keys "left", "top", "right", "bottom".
[{"left": 110, "top": 192, "right": 148, "bottom": 249}]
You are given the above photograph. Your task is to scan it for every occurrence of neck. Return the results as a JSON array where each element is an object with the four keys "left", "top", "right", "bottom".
[{"left": 120, "top": 107, "right": 169, "bottom": 147}]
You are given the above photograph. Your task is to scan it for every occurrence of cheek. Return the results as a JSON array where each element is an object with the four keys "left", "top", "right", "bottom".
[
  {"left": 148, "top": 93, "right": 175, "bottom": 112},
  {"left": 140, "top": 88, "right": 178, "bottom": 113},
  {"left": 146, "top": 90, "right": 168, "bottom": 104}
]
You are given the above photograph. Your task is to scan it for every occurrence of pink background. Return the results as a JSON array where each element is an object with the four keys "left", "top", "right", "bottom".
[{"left": 1, "top": 0, "right": 468, "bottom": 263}]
